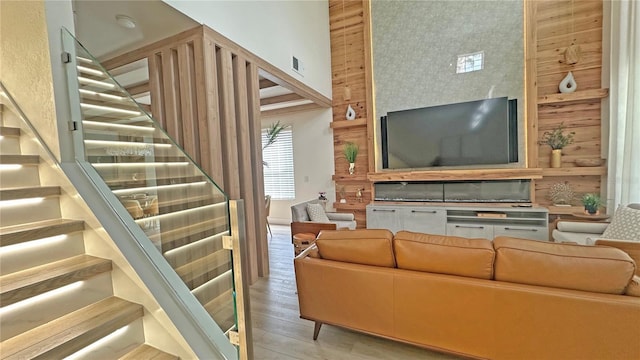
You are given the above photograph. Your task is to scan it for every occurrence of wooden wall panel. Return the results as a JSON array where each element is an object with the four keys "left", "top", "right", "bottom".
[
  {"left": 246, "top": 63, "right": 269, "bottom": 277},
  {"left": 196, "top": 37, "right": 224, "bottom": 186},
  {"left": 329, "top": 0, "right": 371, "bottom": 228},
  {"left": 232, "top": 55, "right": 259, "bottom": 282},
  {"left": 216, "top": 48, "right": 241, "bottom": 199},
  {"left": 330, "top": 0, "right": 607, "bottom": 220},
  {"left": 529, "top": 0, "right": 605, "bottom": 211},
  {"left": 177, "top": 42, "right": 199, "bottom": 161}
]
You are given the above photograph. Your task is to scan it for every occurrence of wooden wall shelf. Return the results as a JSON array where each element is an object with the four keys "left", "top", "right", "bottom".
[
  {"left": 333, "top": 202, "right": 366, "bottom": 210},
  {"left": 542, "top": 167, "right": 606, "bottom": 177},
  {"left": 332, "top": 174, "right": 368, "bottom": 182},
  {"left": 547, "top": 205, "right": 587, "bottom": 215},
  {"left": 537, "top": 88, "right": 609, "bottom": 105},
  {"left": 367, "top": 168, "right": 543, "bottom": 182},
  {"left": 330, "top": 118, "right": 367, "bottom": 129}
]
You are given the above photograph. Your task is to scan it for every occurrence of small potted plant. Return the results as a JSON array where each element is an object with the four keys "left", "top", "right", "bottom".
[
  {"left": 581, "top": 193, "right": 601, "bottom": 215},
  {"left": 539, "top": 123, "right": 575, "bottom": 168},
  {"left": 343, "top": 142, "right": 359, "bottom": 175}
]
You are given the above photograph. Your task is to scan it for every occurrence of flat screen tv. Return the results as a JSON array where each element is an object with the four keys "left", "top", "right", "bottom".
[{"left": 381, "top": 97, "right": 518, "bottom": 169}]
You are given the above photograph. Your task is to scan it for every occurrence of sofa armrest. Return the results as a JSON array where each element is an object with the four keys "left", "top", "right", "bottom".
[
  {"left": 291, "top": 222, "right": 337, "bottom": 241},
  {"left": 326, "top": 212, "right": 354, "bottom": 221},
  {"left": 556, "top": 220, "right": 609, "bottom": 234},
  {"left": 595, "top": 239, "right": 640, "bottom": 275}
]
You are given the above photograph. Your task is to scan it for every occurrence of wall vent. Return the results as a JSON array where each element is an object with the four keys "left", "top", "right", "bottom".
[{"left": 292, "top": 55, "right": 304, "bottom": 75}]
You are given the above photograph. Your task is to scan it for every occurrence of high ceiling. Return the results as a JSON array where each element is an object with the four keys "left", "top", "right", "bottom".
[
  {"left": 73, "top": 0, "right": 317, "bottom": 114},
  {"left": 73, "top": 0, "right": 197, "bottom": 60}
]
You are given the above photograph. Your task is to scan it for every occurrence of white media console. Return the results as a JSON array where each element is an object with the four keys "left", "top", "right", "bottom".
[{"left": 366, "top": 203, "right": 549, "bottom": 241}]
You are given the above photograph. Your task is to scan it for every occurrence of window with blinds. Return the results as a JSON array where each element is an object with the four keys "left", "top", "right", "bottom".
[{"left": 262, "top": 128, "right": 295, "bottom": 200}]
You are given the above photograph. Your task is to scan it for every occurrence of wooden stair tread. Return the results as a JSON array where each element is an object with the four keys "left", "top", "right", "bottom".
[
  {"left": 119, "top": 344, "right": 179, "bottom": 360},
  {"left": 154, "top": 216, "right": 228, "bottom": 251},
  {"left": 203, "top": 288, "right": 236, "bottom": 332},
  {"left": 175, "top": 249, "right": 231, "bottom": 288},
  {"left": 106, "top": 175, "right": 207, "bottom": 188},
  {"left": 0, "top": 186, "right": 61, "bottom": 201},
  {"left": 0, "top": 218, "right": 85, "bottom": 247},
  {"left": 0, "top": 255, "right": 112, "bottom": 306},
  {"left": 0, "top": 127, "right": 20, "bottom": 137},
  {"left": 0, "top": 155, "right": 39, "bottom": 165},
  {"left": 0, "top": 297, "right": 143, "bottom": 360}
]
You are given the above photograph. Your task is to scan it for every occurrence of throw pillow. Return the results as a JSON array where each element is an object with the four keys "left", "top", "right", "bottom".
[
  {"left": 306, "top": 203, "right": 330, "bottom": 223},
  {"left": 602, "top": 206, "right": 640, "bottom": 241}
]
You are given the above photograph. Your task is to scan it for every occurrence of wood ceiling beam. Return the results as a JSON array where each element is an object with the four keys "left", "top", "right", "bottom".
[
  {"left": 260, "top": 93, "right": 304, "bottom": 106},
  {"left": 261, "top": 103, "right": 321, "bottom": 118},
  {"left": 126, "top": 82, "right": 150, "bottom": 96},
  {"left": 259, "top": 79, "right": 278, "bottom": 89}
]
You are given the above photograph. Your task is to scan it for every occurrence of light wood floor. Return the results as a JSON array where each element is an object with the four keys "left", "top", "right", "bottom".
[{"left": 249, "top": 225, "right": 461, "bottom": 360}]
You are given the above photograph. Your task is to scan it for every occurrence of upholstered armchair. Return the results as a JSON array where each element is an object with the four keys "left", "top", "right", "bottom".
[
  {"left": 553, "top": 203, "right": 640, "bottom": 245},
  {"left": 290, "top": 199, "right": 356, "bottom": 239}
]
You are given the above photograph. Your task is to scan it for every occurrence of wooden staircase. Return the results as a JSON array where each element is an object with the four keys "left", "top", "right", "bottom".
[{"left": 0, "top": 106, "right": 179, "bottom": 359}]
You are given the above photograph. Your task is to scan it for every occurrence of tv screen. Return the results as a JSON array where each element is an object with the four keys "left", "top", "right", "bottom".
[{"left": 381, "top": 97, "right": 517, "bottom": 169}]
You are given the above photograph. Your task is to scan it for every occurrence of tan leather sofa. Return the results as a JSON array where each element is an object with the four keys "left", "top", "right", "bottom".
[{"left": 294, "top": 229, "right": 640, "bottom": 360}]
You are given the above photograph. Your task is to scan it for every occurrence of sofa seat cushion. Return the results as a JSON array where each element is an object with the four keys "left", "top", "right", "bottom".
[
  {"left": 494, "top": 237, "right": 636, "bottom": 294},
  {"left": 332, "top": 220, "right": 357, "bottom": 230},
  {"left": 316, "top": 229, "right": 395, "bottom": 267},
  {"left": 394, "top": 231, "right": 495, "bottom": 280}
]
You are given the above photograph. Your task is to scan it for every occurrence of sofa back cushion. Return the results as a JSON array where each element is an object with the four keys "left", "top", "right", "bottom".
[
  {"left": 494, "top": 237, "right": 636, "bottom": 294},
  {"left": 394, "top": 231, "right": 495, "bottom": 280},
  {"left": 316, "top": 229, "right": 395, "bottom": 267},
  {"left": 291, "top": 200, "right": 313, "bottom": 222}
]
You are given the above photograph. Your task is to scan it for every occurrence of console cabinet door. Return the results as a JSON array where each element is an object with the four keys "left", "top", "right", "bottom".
[
  {"left": 401, "top": 207, "right": 446, "bottom": 235},
  {"left": 446, "top": 223, "right": 494, "bottom": 240},
  {"left": 494, "top": 225, "right": 548, "bottom": 241},
  {"left": 366, "top": 206, "right": 402, "bottom": 233}
]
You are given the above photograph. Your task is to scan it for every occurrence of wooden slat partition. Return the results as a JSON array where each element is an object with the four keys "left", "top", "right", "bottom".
[
  {"left": 104, "top": 23, "right": 330, "bottom": 282},
  {"left": 104, "top": 26, "right": 270, "bottom": 285}
]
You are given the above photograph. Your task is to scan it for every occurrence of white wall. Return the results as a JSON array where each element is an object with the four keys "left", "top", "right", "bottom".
[
  {"left": 263, "top": 108, "right": 335, "bottom": 224},
  {"left": 164, "top": 0, "right": 332, "bottom": 98}
]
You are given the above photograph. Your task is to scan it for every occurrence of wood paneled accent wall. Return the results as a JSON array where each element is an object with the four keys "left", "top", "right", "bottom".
[
  {"left": 328, "top": 0, "right": 374, "bottom": 227},
  {"left": 103, "top": 26, "right": 268, "bottom": 283},
  {"left": 329, "top": 0, "right": 606, "bottom": 225},
  {"left": 527, "top": 0, "right": 607, "bottom": 213}
]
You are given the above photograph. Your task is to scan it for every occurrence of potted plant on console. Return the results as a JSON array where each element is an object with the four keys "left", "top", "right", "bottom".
[
  {"left": 539, "top": 123, "right": 575, "bottom": 168},
  {"left": 582, "top": 193, "right": 602, "bottom": 215},
  {"left": 344, "top": 142, "right": 359, "bottom": 175}
]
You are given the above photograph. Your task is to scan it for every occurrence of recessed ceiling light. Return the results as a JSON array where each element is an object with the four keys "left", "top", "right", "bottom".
[{"left": 115, "top": 14, "right": 136, "bottom": 29}]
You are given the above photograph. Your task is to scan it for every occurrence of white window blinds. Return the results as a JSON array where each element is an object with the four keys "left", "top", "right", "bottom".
[{"left": 262, "top": 128, "right": 295, "bottom": 200}]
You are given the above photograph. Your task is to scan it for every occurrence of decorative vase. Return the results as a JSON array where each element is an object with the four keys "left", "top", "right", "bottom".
[
  {"left": 550, "top": 149, "right": 562, "bottom": 168},
  {"left": 559, "top": 71, "right": 577, "bottom": 93},
  {"left": 346, "top": 104, "right": 356, "bottom": 120},
  {"left": 348, "top": 162, "right": 355, "bottom": 175}
]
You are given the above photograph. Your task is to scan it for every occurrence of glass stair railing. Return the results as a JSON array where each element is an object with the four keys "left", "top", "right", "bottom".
[{"left": 61, "top": 30, "right": 242, "bottom": 357}]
